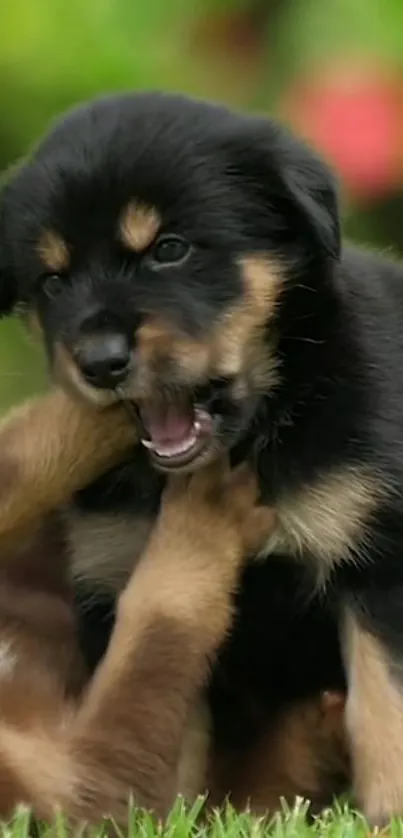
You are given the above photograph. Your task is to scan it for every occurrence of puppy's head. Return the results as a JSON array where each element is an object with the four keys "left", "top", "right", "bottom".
[{"left": 0, "top": 92, "right": 340, "bottom": 473}]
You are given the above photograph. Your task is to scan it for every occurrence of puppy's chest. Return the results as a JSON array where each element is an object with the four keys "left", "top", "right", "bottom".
[
  {"left": 65, "top": 455, "right": 163, "bottom": 594},
  {"left": 260, "top": 463, "right": 383, "bottom": 582},
  {"left": 65, "top": 506, "right": 154, "bottom": 594}
]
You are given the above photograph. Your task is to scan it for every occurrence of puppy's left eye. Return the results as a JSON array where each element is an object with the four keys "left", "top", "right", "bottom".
[{"left": 150, "top": 235, "right": 190, "bottom": 265}]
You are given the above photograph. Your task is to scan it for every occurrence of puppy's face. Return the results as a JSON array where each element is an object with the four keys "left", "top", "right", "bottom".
[{"left": 0, "top": 93, "right": 340, "bottom": 473}]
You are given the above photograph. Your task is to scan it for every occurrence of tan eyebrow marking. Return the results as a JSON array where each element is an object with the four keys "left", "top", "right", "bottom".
[
  {"left": 119, "top": 201, "right": 161, "bottom": 252},
  {"left": 37, "top": 231, "right": 69, "bottom": 273}
]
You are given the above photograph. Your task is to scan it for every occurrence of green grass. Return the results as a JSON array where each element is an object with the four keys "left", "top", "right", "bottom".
[{"left": 2, "top": 798, "right": 402, "bottom": 838}]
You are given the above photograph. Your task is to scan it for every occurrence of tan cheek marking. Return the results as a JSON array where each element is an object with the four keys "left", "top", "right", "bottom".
[
  {"left": 136, "top": 255, "right": 283, "bottom": 387},
  {"left": 173, "top": 337, "right": 211, "bottom": 380},
  {"left": 242, "top": 254, "right": 283, "bottom": 319},
  {"left": 37, "top": 231, "right": 69, "bottom": 273},
  {"left": 137, "top": 318, "right": 211, "bottom": 381},
  {"left": 342, "top": 609, "right": 403, "bottom": 822},
  {"left": 119, "top": 201, "right": 161, "bottom": 252},
  {"left": 262, "top": 466, "right": 385, "bottom": 584},
  {"left": 210, "top": 255, "right": 283, "bottom": 378},
  {"left": 136, "top": 319, "right": 176, "bottom": 360}
]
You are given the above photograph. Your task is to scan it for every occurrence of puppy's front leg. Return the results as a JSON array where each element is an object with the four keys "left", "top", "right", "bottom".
[{"left": 62, "top": 461, "right": 275, "bottom": 822}]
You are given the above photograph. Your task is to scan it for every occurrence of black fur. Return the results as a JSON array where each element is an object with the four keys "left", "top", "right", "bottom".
[{"left": 3, "top": 91, "right": 403, "bottom": 816}]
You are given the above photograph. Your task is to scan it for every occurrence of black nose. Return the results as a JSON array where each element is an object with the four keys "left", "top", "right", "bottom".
[{"left": 75, "top": 333, "right": 130, "bottom": 389}]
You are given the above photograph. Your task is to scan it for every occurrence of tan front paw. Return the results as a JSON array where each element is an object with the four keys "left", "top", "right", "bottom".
[
  {"left": 357, "top": 777, "right": 403, "bottom": 827},
  {"left": 159, "top": 458, "right": 276, "bottom": 562}
]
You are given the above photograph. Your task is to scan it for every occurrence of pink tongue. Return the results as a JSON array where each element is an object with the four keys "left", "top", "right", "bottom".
[{"left": 142, "top": 404, "right": 194, "bottom": 444}]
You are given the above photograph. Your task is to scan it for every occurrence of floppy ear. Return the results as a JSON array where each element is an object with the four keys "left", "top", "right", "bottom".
[
  {"left": 273, "top": 123, "right": 341, "bottom": 266},
  {"left": 224, "top": 116, "right": 341, "bottom": 276}
]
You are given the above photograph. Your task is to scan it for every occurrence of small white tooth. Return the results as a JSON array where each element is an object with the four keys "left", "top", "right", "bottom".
[
  {"left": 194, "top": 421, "right": 201, "bottom": 433},
  {"left": 141, "top": 438, "right": 155, "bottom": 450},
  {"left": 155, "top": 431, "right": 197, "bottom": 458}
]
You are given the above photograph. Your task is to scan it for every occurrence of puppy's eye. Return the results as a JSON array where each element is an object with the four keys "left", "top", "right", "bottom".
[
  {"left": 151, "top": 235, "right": 190, "bottom": 265},
  {"left": 41, "top": 274, "right": 64, "bottom": 299}
]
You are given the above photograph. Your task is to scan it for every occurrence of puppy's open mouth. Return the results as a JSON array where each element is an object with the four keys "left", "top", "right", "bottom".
[{"left": 136, "top": 397, "right": 215, "bottom": 470}]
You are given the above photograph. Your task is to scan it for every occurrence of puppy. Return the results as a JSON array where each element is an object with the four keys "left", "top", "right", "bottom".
[
  {"left": 0, "top": 92, "right": 363, "bottom": 815},
  {"left": 0, "top": 421, "right": 280, "bottom": 824}
]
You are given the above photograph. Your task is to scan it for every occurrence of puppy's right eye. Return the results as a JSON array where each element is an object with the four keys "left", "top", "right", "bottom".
[{"left": 41, "top": 274, "right": 64, "bottom": 299}]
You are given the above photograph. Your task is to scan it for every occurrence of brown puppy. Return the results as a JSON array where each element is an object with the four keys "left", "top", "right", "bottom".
[
  {"left": 0, "top": 451, "right": 276, "bottom": 824},
  {"left": 208, "top": 689, "right": 348, "bottom": 815}
]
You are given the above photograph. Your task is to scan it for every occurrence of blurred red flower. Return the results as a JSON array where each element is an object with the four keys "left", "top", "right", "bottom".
[{"left": 282, "top": 62, "right": 403, "bottom": 200}]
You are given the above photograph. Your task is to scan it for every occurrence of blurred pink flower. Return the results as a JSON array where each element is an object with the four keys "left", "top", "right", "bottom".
[{"left": 282, "top": 62, "right": 403, "bottom": 199}]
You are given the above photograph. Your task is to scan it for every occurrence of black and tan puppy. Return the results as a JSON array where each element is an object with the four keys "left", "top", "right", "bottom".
[{"left": 2, "top": 91, "right": 398, "bottom": 820}]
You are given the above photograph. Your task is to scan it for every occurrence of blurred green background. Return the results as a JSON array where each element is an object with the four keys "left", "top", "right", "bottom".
[{"left": 1, "top": 0, "right": 403, "bottom": 411}]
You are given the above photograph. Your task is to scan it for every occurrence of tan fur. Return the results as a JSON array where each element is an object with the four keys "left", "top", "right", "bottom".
[
  {"left": 262, "top": 465, "right": 384, "bottom": 585},
  {"left": 37, "top": 231, "right": 69, "bottom": 273},
  {"left": 0, "top": 459, "right": 276, "bottom": 824},
  {"left": 343, "top": 609, "right": 403, "bottom": 823},
  {"left": 119, "top": 202, "right": 161, "bottom": 252},
  {"left": 240, "top": 692, "right": 348, "bottom": 814},
  {"left": 208, "top": 691, "right": 348, "bottom": 815},
  {"left": 116, "top": 464, "right": 275, "bottom": 637},
  {"left": 137, "top": 318, "right": 211, "bottom": 384},
  {"left": 176, "top": 697, "right": 211, "bottom": 800},
  {"left": 211, "top": 256, "right": 281, "bottom": 388},
  {"left": 0, "top": 388, "right": 136, "bottom": 545}
]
